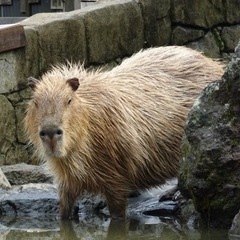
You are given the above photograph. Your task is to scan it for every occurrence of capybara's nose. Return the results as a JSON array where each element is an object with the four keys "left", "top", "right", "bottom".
[{"left": 39, "top": 126, "right": 63, "bottom": 141}]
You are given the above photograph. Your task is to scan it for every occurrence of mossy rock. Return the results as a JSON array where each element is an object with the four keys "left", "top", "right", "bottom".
[{"left": 179, "top": 43, "right": 240, "bottom": 228}]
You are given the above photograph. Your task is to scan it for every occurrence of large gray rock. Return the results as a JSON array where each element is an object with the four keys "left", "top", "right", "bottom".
[
  {"left": 0, "top": 168, "right": 11, "bottom": 190},
  {"left": 1, "top": 163, "right": 52, "bottom": 185},
  {"left": 179, "top": 44, "right": 240, "bottom": 227},
  {"left": 0, "top": 183, "right": 58, "bottom": 217},
  {"left": 22, "top": 12, "right": 87, "bottom": 74}
]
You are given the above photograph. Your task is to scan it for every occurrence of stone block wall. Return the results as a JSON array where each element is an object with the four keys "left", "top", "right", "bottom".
[{"left": 0, "top": 0, "right": 240, "bottom": 165}]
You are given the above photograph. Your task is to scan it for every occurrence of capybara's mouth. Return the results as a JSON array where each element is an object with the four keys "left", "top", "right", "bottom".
[
  {"left": 42, "top": 140, "right": 64, "bottom": 158},
  {"left": 49, "top": 139, "right": 56, "bottom": 153}
]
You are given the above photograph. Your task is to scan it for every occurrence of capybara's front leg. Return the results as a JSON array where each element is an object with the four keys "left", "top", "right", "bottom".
[
  {"left": 59, "top": 186, "right": 79, "bottom": 220},
  {"left": 105, "top": 191, "right": 127, "bottom": 220}
]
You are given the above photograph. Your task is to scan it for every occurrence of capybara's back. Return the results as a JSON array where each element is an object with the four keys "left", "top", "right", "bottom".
[{"left": 24, "top": 46, "right": 224, "bottom": 219}]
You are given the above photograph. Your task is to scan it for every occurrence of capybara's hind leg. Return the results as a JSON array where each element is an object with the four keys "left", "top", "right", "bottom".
[{"left": 105, "top": 191, "right": 127, "bottom": 220}]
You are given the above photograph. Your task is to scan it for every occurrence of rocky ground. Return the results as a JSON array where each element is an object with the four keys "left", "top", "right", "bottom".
[
  {"left": 0, "top": 163, "right": 189, "bottom": 239},
  {"left": 0, "top": 163, "right": 238, "bottom": 239}
]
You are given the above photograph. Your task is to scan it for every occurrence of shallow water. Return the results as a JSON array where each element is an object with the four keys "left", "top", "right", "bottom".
[
  {"left": 0, "top": 215, "right": 229, "bottom": 240},
  {"left": 0, "top": 181, "right": 230, "bottom": 240}
]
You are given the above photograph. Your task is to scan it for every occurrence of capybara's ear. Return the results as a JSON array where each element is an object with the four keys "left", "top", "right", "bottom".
[
  {"left": 66, "top": 78, "right": 80, "bottom": 91},
  {"left": 28, "top": 77, "right": 39, "bottom": 91}
]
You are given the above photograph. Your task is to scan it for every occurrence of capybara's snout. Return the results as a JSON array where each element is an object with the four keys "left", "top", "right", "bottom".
[
  {"left": 39, "top": 125, "right": 63, "bottom": 155},
  {"left": 39, "top": 125, "right": 63, "bottom": 144}
]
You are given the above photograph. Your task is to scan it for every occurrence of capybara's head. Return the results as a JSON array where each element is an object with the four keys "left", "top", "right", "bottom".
[{"left": 24, "top": 74, "right": 86, "bottom": 159}]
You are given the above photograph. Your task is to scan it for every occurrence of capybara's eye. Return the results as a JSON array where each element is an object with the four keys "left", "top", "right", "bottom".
[{"left": 68, "top": 99, "right": 72, "bottom": 105}]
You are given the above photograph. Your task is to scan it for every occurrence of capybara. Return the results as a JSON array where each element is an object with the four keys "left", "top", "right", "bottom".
[{"left": 24, "top": 46, "right": 224, "bottom": 220}]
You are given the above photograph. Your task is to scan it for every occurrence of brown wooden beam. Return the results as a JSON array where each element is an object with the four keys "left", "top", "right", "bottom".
[{"left": 0, "top": 24, "right": 26, "bottom": 53}]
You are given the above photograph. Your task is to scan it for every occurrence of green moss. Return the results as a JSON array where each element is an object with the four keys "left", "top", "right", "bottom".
[{"left": 212, "top": 28, "right": 224, "bottom": 51}]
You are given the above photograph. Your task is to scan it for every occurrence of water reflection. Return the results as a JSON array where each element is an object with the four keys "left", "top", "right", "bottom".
[{"left": 0, "top": 214, "right": 229, "bottom": 240}]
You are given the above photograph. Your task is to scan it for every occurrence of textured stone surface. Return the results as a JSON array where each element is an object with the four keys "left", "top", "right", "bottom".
[
  {"left": 0, "top": 27, "right": 39, "bottom": 94},
  {"left": 222, "top": 26, "right": 240, "bottom": 52},
  {"left": 225, "top": 0, "right": 240, "bottom": 24},
  {"left": 171, "top": 0, "right": 225, "bottom": 28},
  {"left": 0, "top": 168, "right": 11, "bottom": 190},
  {"left": 171, "top": 26, "right": 205, "bottom": 45},
  {"left": 179, "top": 45, "right": 240, "bottom": 228},
  {"left": 83, "top": 0, "right": 144, "bottom": 64},
  {"left": 22, "top": 12, "right": 87, "bottom": 74},
  {"left": 15, "top": 26, "right": 39, "bottom": 89},
  {"left": 139, "top": 0, "right": 171, "bottom": 47},
  {"left": 187, "top": 31, "right": 221, "bottom": 58},
  {"left": 229, "top": 210, "right": 240, "bottom": 239},
  {"left": 0, "top": 51, "right": 21, "bottom": 94},
  {"left": 1, "top": 163, "right": 52, "bottom": 185},
  {"left": 15, "top": 102, "right": 29, "bottom": 144},
  {"left": 0, "top": 155, "right": 5, "bottom": 166},
  {"left": 5, "top": 144, "right": 30, "bottom": 165},
  {"left": 0, "top": 183, "right": 58, "bottom": 217},
  {"left": 0, "top": 95, "right": 16, "bottom": 156}
]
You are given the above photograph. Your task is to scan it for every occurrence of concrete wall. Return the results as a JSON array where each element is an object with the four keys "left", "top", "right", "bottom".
[{"left": 0, "top": 0, "right": 240, "bottom": 165}]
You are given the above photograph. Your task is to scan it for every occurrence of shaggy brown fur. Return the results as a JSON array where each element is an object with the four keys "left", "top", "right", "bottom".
[{"left": 24, "top": 46, "right": 224, "bottom": 219}]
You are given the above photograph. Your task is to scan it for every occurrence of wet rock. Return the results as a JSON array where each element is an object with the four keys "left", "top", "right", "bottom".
[
  {"left": 0, "top": 179, "right": 180, "bottom": 226},
  {"left": 0, "top": 178, "right": 207, "bottom": 239},
  {"left": 1, "top": 163, "right": 52, "bottom": 185},
  {"left": 0, "top": 183, "right": 108, "bottom": 228},
  {"left": 229, "top": 210, "right": 240, "bottom": 239},
  {"left": 0, "top": 168, "right": 11, "bottom": 190},
  {"left": 0, "top": 184, "right": 58, "bottom": 217},
  {"left": 179, "top": 42, "right": 240, "bottom": 228},
  {"left": 179, "top": 199, "right": 200, "bottom": 229}
]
